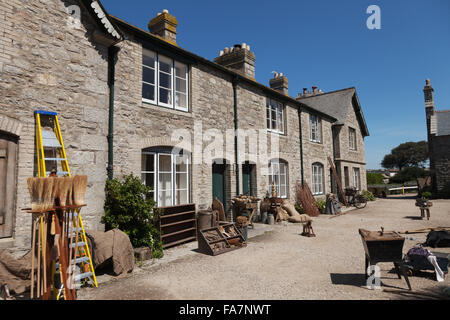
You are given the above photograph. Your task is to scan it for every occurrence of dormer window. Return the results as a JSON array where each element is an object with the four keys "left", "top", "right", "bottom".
[
  {"left": 266, "top": 99, "right": 285, "bottom": 134},
  {"left": 142, "top": 48, "right": 189, "bottom": 111},
  {"left": 309, "top": 114, "right": 322, "bottom": 143},
  {"left": 349, "top": 127, "right": 357, "bottom": 150}
]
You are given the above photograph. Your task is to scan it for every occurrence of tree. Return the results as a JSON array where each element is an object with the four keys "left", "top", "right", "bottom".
[
  {"left": 389, "top": 167, "right": 428, "bottom": 184},
  {"left": 381, "top": 141, "right": 428, "bottom": 170},
  {"left": 367, "top": 172, "right": 384, "bottom": 185}
]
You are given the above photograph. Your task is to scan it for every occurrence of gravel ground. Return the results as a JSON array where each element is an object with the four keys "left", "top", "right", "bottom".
[{"left": 78, "top": 196, "right": 450, "bottom": 300}]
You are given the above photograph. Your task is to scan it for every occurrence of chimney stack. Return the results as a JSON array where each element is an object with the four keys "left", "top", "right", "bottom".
[
  {"left": 148, "top": 9, "right": 178, "bottom": 45},
  {"left": 269, "top": 72, "right": 288, "bottom": 95},
  {"left": 214, "top": 43, "right": 255, "bottom": 79}
]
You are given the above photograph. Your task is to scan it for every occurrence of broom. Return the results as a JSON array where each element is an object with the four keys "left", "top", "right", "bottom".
[
  {"left": 27, "top": 178, "right": 38, "bottom": 211},
  {"left": 57, "top": 177, "right": 70, "bottom": 207},
  {"left": 42, "top": 178, "right": 54, "bottom": 211},
  {"left": 36, "top": 177, "right": 46, "bottom": 212},
  {"left": 73, "top": 175, "right": 88, "bottom": 206},
  {"left": 66, "top": 177, "right": 74, "bottom": 207}
]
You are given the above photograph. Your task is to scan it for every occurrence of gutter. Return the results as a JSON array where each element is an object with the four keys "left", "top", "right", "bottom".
[
  {"left": 107, "top": 45, "right": 120, "bottom": 180},
  {"left": 233, "top": 77, "right": 240, "bottom": 197},
  {"left": 298, "top": 107, "right": 304, "bottom": 185}
]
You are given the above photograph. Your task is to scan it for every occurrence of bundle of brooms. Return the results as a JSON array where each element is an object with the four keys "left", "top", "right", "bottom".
[
  {"left": 26, "top": 175, "right": 88, "bottom": 300},
  {"left": 26, "top": 175, "right": 88, "bottom": 211}
]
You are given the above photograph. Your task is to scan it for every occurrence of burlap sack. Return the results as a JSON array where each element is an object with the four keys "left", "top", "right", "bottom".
[
  {"left": 282, "top": 202, "right": 300, "bottom": 217},
  {"left": 288, "top": 214, "right": 312, "bottom": 224},
  {"left": 276, "top": 207, "right": 290, "bottom": 221}
]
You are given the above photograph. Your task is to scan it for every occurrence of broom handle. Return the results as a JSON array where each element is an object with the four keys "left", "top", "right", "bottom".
[
  {"left": 30, "top": 216, "right": 37, "bottom": 299},
  {"left": 42, "top": 214, "right": 47, "bottom": 294},
  {"left": 37, "top": 215, "right": 41, "bottom": 297}
]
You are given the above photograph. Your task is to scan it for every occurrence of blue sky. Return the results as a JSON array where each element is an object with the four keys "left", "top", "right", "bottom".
[{"left": 102, "top": 0, "right": 450, "bottom": 169}]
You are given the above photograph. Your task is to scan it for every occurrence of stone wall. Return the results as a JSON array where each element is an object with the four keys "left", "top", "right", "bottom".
[
  {"left": 431, "top": 135, "right": 450, "bottom": 197},
  {"left": 0, "top": 0, "right": 110, "bottom": 248},
  {"left": 300, "top": 111, "right": 334, "bottom": 199},
  {"left": 333, "top": 99, "right": 367, "bottom": 192}
]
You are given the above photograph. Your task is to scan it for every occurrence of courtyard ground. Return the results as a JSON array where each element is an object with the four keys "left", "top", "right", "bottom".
[{"left": 78, "top": 196, "right": 450, "bottom": 300}]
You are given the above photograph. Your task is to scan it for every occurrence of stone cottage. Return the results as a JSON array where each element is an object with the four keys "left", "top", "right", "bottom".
[
  {"left": 0, "top": 0, "right": 369, "bottom": 250},
  {"left": 423, "top": 79, "right": 450, "bottom": 198}
]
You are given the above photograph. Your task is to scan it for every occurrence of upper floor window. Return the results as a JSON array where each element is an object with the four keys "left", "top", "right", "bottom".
[
  {"left": 142, "top": 48, "right": 189, "bottom": 111},
  {"left": 312, "top": 162, "right": 324, "bottom": 195},
  {"left": 268, "top": 159, "right": 288, "bottom": 198},
  {"left": 266, "top": 99, "right": 285, "bottom": 134},
  {"left": 310, "top": 115, "right": 322, "bottom": 143},
  {"left": 349, "top": 127, "right": 357, "bottom": 150}
]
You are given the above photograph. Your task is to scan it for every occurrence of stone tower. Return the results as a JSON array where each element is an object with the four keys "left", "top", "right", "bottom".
[{"left": 424, "top": 78, "right": 435, "bottom": 137}]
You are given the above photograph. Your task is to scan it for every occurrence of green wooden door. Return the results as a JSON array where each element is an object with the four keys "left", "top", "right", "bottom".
[
  {"left": 242, "top": 162, "right": 254, "bottom": 196},
  {"left": 212, "top": 163, "right": 226, "bottom": 210}
]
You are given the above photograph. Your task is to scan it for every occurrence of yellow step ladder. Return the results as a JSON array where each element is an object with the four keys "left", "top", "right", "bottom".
[{"left": 35, "top": 110, "right": 98, "bottom": 298}]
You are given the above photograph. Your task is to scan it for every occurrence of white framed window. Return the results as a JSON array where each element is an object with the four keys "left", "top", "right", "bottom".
[
  {"left": 312, "top": 162, "right": 324, "bottom": 195},
  {"left": 268, "top": 159, "right": 288, "bottom": 198},
  {"left": 266, "top": 99, "right": 285, "bottom": 134},
  {"left": 142, "top": 49, "right": 189, "bottom": 111},
  {"left": 310, "top": 115, "right": 322, "bottom": 143},
  {"left": 141, "top": 148, "right": 190, "bottom": 207},
  {"left": 349, "top": 127, "right": 357, "bottom": 150},
  {"left": 353, "top": 167, "right": 360, "bottom": 190}
]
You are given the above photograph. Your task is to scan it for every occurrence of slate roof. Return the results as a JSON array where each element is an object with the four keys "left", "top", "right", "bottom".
[
  {"left": 296, "top": 88, "right": 370, "bottom": 137},
  {"left": 431, "top": 110, "right": 450, "bottom": 136}
]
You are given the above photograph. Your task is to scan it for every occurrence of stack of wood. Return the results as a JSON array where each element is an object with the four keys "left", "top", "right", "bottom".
[
  {"left": 296, "top": 182, "right": 321, "bottom": 217},
  {"left": 25, "top": 175, "right": 88, "bottom": 300}
]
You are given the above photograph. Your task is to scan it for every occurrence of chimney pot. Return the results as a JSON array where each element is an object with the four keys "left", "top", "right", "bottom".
[
  {"left": 148, "top": 10, "right": 178, "bottom": 45},
  {"left": 214, "top": 43, "right": 256, "bottom": 79}
]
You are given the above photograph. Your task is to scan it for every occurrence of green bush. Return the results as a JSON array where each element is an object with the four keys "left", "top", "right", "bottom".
[
  {"left": 420, "top": 191, "right": 432, "bottom": 199},
  {"left": 367, "top": 172, "right": 384, "bottom": 185},
  {"left": 361, "top": 190, "right": 375, "bottom": 201},
  {"left": 316, "top": 199, "right": 326, "bottom": 213},
  {"left": 102, "top": 174, "right": 163, "bottom": 259},
  {"left": 295, "top": 203, "right": 305, "bottom": 214}
]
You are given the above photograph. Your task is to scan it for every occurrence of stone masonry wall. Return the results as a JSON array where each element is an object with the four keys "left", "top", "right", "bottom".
[
  {"left": 0, "top": 0, "right": 110, "bottom": 248},
  {"left": 432, "top": 135, "right": 450, "bottom": 197},
  {"left": 301, "top": 110, "right": 334, "bottom": 200},
  {"left": 334, "top": 99, "right": 367, "bottom": 191}
]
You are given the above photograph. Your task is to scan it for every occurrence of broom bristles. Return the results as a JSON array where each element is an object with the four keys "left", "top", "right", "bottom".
[
  {"left": 36, "top": 177, "right": 45, "bottom": 211},
  {"left": 27, "top": 178, "right": 38, "bottom": 211},
  {"left": 42, "top": 177, "right": 54, "bottom": 211},
  {"left": 66, "top": 177, "right": 74, "bottom": 206},
  {"left": 57, "top": 177, "right": 70, "bottom": 207},
  {"left": 73, "top": 175, "right": 88, "bottom": 206}
]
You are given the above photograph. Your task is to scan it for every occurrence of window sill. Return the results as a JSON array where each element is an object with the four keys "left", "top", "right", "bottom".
[
  {"left": 309, "top": 140, "right": 323, "bottom": 145},
  {"left": 142, "top": 100, "right": 192, "bottom": 117},
  {"left": 267, "top": 129, "right": 286, "bottom": 136}
]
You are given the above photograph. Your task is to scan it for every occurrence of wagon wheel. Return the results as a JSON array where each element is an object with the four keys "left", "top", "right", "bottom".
[{"left": 354, "top": 195, "right": 367, "bottom": 209}]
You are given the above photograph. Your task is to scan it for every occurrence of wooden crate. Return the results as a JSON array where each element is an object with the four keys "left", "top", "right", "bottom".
[
  {"left": 197, "top": 222, "right": 246, "bottom": 256},
  {"left": 158, "top": 203, "right": 197, "bottom": 249}
]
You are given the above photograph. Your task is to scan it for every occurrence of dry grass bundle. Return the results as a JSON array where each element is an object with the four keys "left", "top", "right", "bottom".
[
  {"left": 27, "top": 178, "right": 39, "bottom": 211},
  {"left": 35, "top": 177, "right": 45, "bottom": 211},
  {"left": 66, "top": 177, "right": 74, "bottom": 206},
  {"left": 73, "top": 175, "right": 88, "bottom": 206},
  {"left": 57, "top": 177, "right": 70, "bottom": 207},
  {"left": 42, "top": 177, "right": 55, "bottom": 210}
]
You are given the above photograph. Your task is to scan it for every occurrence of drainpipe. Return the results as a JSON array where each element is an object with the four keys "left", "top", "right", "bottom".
[
  {"left": 232, "top": 76, "right": 240, "bottom": 196},
  {"left": 107, "top": 45, "right": 119, "bottom": 180},
  {"left": 298, "top": 106, "right": 305, "bottom": 186}
]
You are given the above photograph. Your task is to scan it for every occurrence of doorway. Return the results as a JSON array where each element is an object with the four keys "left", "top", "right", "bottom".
[
  {"left": 212, "top": 160, "right": 228, "bottom": 212},
  {"left": 0, "top": 132, "right": 18, "bottom": 239},
  {"left": 242, "top": 161, "right": 255, "bottom": 196}
]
